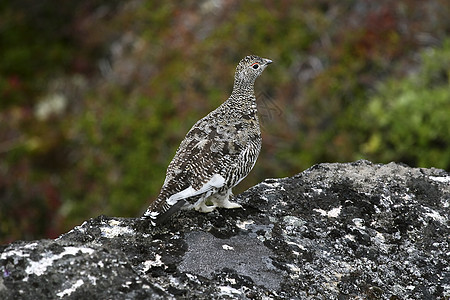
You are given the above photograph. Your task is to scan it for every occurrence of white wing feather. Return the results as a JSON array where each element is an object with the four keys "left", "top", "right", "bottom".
[{"left": 166, "top": 174, "right": 225, "bottom": 205}]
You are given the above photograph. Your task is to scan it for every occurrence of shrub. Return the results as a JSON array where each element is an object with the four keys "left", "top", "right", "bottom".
[{"left": 361, "top": 40, "right": 450, "bottom": 169}]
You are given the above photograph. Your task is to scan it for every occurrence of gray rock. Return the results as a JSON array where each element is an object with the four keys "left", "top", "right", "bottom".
[{"left": 1, "top": 160, "right": 449, "bottom": 299}]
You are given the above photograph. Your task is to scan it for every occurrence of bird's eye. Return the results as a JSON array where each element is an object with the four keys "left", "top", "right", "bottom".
[{"left": 251, "top": 63, "right": 259, "bottom": 69}]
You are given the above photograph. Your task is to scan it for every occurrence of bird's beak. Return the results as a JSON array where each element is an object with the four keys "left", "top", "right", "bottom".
[{"left": 264, "top": 59, "right": 273, "bottom": 65}]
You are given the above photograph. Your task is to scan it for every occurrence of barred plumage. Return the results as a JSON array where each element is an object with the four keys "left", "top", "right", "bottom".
[{"left": 143, "top": 55, "right": 272, "bottom": 225}]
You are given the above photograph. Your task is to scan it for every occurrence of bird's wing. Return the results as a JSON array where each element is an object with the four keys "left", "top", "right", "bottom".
[{"left": 228, "top": 135, "right": 261, "bottom": 186}]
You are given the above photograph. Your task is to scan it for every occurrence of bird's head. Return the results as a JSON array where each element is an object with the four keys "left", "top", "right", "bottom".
[{"left": 234, "top": 55, "right": 272, "bottom": 86}]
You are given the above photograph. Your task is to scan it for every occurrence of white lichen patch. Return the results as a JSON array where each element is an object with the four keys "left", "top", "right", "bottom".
[
  {"left": 185, "top": 273, "right": 201, "bottom": 285},
  {"left": 429, "top": 176, "right": 450, "bottom": 183},
  {"left": 283, "top": 216, "right": 306, "bottom": 227},
  {"left": 443, "top": 284, "right": 450, "bottom": 297},
  {"left": 286, "top": 263, "right": 302, "bottom": 279},
  {"left": 259, "top": 195, "right": 269, "bottom": 203},
  {"left": 56, "top": 279, "right": 84, "bottom": 298},
  {"left": 312, "top": 188, "right": 323, "bottom": 194},
  {"left": 100, "top": 221, "right": 135, "bottom": 238},
  {"left": 1, "top": 249, "right": 31, "bottom": 262},
  {"left": 424, "top": 208, "right": 447, "bottom": 224},
  {"left": 87, "top": 275, "right": 98, "bottom": 286},
  {"left": 371, "top": 232, "right": 389, "bottom": 253},
  {"left": 23, "top": 242, "right": 38, "bottom": 250},
  {"left": 379, "top": 193, "right": 394, "bottom": 209},
  {"left": 314, "top": 206, "right": 342, "bottom": 218},
  {"left": 225, "top": 277, "right": 236, "bottom": 285},
  {"left": 259, "top": 179, "right": 286, "bottom": 192},
  {"left": 218, "top": 286, "right": 242, "bottom": 296},
  {"left": 222, "top": 244, "right": 234, "bottom": 251},
  {"left": 24, "top": 247, "right": 94, "bottom": 280},
  {"left": 286, "top": 241, "right": 306, "bottom": 251},
  {"left": 108, "top": 219, "right": 122, "bottom": 226},
  {"left": 142, "top": 254, "right": 166, "bottom": 272},
  {"left": 236, "top": 220, "right": 255, "bottom": 230},
  {"left": 344, "top": 234, "right": 356, "bottom": 242},
  {"left": 1, "top": 243, "right": 38, "bottom": 262},
  {"left": 352, "top": 218, "right": 365, "bottom": 228},
  {"left": 261, "top": 180, "right": 282, "bottom": 188}
]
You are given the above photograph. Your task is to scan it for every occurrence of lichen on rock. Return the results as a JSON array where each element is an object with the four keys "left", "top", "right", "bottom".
[{"left": 1, "top": 160, "right": 449, "bottom": 299}]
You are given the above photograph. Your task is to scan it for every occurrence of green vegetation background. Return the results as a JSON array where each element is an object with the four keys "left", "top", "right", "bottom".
[{"left": 1, "top": 0, "right": 449, "bottom": 243}]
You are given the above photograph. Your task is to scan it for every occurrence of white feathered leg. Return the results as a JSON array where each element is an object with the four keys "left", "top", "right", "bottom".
[
  {"left": 194, "top": 200, "right": 217, "bottom": 212},
  {"left": 192, "top": 189, "right": 241, "bottom": 213},
  {"left": 192, "top": 193, "right": 217, "bottom": 212},
  {"left": 211, "top": 189, "right": 242, "bottom": 209}
]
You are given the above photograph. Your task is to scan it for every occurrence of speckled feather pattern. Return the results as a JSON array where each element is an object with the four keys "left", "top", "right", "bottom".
[{"left": 144, "top": 55, "right": 272, "bottom": 224}]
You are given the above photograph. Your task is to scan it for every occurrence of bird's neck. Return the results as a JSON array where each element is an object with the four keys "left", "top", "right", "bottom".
[
  {"left": 226, "top": 85, "right": 258, "bottom": 117},
  {"left": 231, "top": 79, "right": 255, "bottom": 99}
]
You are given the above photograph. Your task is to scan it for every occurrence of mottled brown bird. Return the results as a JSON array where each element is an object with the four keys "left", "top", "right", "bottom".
[{"left": 143, "top": 55, "right": 272, "bottom": 225}]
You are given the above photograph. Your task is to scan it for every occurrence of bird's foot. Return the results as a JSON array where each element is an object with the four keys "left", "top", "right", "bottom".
[
  {"left": 194, "top": 201, "right": 217, "bottom": 213},
  {"left": 217, "top": 199, "right": 242, "bottom": 209},
  {"left": 209, "top": 189, "right": 242, "bottom": 209}
]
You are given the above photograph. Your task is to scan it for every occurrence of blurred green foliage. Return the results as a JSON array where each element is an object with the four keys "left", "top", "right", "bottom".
[
  {"left": 361, "top": 40, "right": 450, "bottom": 168},
  {"left": 1, "top": 0, "right": 449, "bottom": 243}
]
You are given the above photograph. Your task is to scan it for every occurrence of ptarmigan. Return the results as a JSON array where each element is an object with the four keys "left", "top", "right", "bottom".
[{"left": 143, "top": 55, "right": 272, "bottom": 225}]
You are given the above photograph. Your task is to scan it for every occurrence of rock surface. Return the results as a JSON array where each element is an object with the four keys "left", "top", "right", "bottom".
[{"left": 1, "top": 160, "right": 449, "bottom": 299}]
